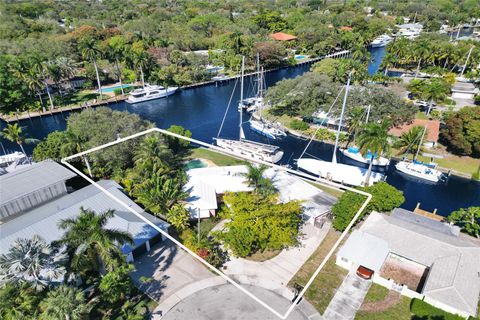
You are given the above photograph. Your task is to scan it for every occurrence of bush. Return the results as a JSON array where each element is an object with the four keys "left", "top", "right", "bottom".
[
  {"left": 113, "top": 88, "right": 123, "bottom": 96},
  {"left": 314, "top": 128, "right": 336, "bottom": 141},
  {"left": 290, "top": 119, "right": 309, "bottom": 131},
  {"left": 331, "top": 182, "right": 405, "bottom": 231},
  {"left": 410, "top": 298, "right": 464, "bottom": 320}
]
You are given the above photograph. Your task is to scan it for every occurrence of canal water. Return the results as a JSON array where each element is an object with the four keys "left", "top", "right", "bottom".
[{"left": 1, "top": 53, "right": 478, "bottom": 216}]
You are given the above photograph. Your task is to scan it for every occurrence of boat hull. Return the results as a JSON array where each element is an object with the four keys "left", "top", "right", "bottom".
[
  {"left": 126, "top": 87, "right": 178, "bottom": 104},
  {"left": 395, "top": 161, "right": 443, "bottom": 183},
  {"left": 340, "top": 148, "right": 390, "bottom": 167},
  {"left": 214, "top": 138, "right": 284, "bottom": 164},
  {"left": 296, "top": 158, "right": 384, "bottom": 187}
]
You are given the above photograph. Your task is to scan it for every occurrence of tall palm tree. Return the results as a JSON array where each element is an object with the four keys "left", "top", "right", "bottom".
[
  {"left": 133, "top": 135, "right": 172, "bottom": 172},
  {"left": 57, "top": 207, "right": 133, "bottom": 278},
  {"left": 395, "top": 125, "right": 425, "bottom": 156},
  {"left": 61, "top": 131, "right": 93, "bottom": 178},
  {"left": 133, "top": 51, "right": 149, "bottom": 88},
  {"left": 11, "top": 61, "right": 46, "bottom": 112},
  {"left": 357, "top": 120, "right": 391, "bottom": 186},
  {"left": 39, "top": 285, "right": 93, "bottom": 320},
  {"left": 107, "top": 36, "right": 128, "bottom": 94},
  {"left": 79, "top": 37, "right": 103, "bottom": 100},
  {"left": 0, "top": 235, "right": 66, "bottom": 291},
  {"left": 422, "top": 79, "right": 448, "bottom": 115},
  {"left": 237, "top": 163, "right": 276, "bottom": 197},
  {"left": 346, "top": 106, "right": 366, "bottom": 147},
  {"left": 27, "top": 56, "right": 56, "bottom": 111},
  {"left": 1, "top": 123, "right": 38, "bottom": 163}
]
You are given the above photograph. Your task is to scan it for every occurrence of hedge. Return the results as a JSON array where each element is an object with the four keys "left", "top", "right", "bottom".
[{"left": 410, "top": 298, "right": 465, "bottom": 320}]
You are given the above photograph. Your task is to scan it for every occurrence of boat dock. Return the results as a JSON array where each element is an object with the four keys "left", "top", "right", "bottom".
[{"left": 413, "top": 203, "right": 443, "bottom": 221}]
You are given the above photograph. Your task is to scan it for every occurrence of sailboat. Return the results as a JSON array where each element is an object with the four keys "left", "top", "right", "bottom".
[
  {"left": 296, "top": 72, "right": 384, "bottom": 187},
  {"left": 339, "top": 105, "right": 390, "bottom": 167},
  {"left": 395, "top": 126, "right": 444, "bottom": 183},
  {"left": 214, "top": 56, "right": 284, "bottom": 164},
  {"left": 247, "top": 54, "right": 287, "bottom": 140}
]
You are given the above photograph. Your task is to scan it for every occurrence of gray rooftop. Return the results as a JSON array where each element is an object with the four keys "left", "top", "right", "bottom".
[
  {"left": 0, "top": 160, "right": 76, "bottom": 204},
  {"left": 359, "top": 211, "right": 480, "bottom": 316},
  {"left": 0, "top": 180, "right": 169, "bottom": 255}
]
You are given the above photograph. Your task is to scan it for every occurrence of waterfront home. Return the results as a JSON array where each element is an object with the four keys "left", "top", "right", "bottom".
[
  {"left": 389, "top": 118, "right": 440, "bottom": 148},
  {"left": 336, "top": 209, "right": 480, "bottom": 318},
  {"left": 0, "top": 161, "right": 169, "bottom": 263},
  {"left": 185, "top": 165, "right": 336, "bottom": 226},
  {"left": 269, "top": 32, "right": 297, "bottom": 41}
]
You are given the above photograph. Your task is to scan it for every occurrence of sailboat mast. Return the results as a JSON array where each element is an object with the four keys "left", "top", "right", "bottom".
[
  {"left": 460, "top": 46, "right": 474, "bottom": 77},
  {"left": 256, "top": 53, "right": 261, "bottom": 97},
  {"left": 239, "top": 56, "right": 245, "bottom": 140},
  {"left": 332, "top": 72, "right": 352, "bottom": 163},
  {"left": 414, "top": 126, "right": 427, "bottom": 160},
  {"left": 365, "top": 104, "right": 371, "bottom": 124}
]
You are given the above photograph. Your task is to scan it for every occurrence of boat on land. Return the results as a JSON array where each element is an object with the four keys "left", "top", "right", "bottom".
[
  {"left": 394, "top": 126, "right": 444, "bottom": 183},
  {"left": 126, "top": 84, "right": 178, "bottom": 104},
  {"left": 296, "top": 72, "right": 385, "bottom": 186},
  {"left": 214, "top": 56, "right": 284, "bottom": 164},
  {"left": 370, "top": 34, "right": 393, "bottom": 47}
]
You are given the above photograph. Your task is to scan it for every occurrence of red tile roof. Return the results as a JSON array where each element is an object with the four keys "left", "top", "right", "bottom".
[
  {"left": 389, "top": 119, "right": 440, "bottom": 142},
  {"left": 269, "top": 32, "right": 297, "bottom": 41},
  {"left": 340, "top": 26, "right": 353, "bottom": 31}
]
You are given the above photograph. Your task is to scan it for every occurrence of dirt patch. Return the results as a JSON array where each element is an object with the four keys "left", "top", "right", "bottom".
[
  {"left": 360, "top": 290, "right": 401, "bottom": 313},
  {"left": 380, "top": 254, "right": 428, "bottom": 291}
]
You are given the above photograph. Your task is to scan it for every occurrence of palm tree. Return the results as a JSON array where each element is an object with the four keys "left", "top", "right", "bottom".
[
  {"left": 422, "top": 79, "right": 448, "bottom": 115},
  {"left": 357, "top": 120, "right": 391, "bottom": 186},
  {"left": 79, "top": 37, "right": 103, "bottom": 100},
  {"left": 61, "top": 131, "right": 93, "bottom": 177},
  {"left": 237, "top": 163, "right": 276, "bottom": 197},
  {"left": 133, "top": 135, "right": 172, "bottom": 172},
  {"left": 0, "top": 235, "right": 66, "bottom": 291},
  {"left": 107, "top": 36, "right": 127, "bottom": 95},
  {"left": 166, "top": 203, "right": 190, "bottom": 231},
  {"left": 133, "top": 51, "right": 149, "bottom": 88},
  {"left": 11, "top": 61, "right": 45, "bottom": 111},
  {"left": 57, "top": 207, "right": 133, "bottom": 278},
  {"left": 134, "top": 173, "right": 189, "bottom": 217},
  {"left": 1, "top": 123, "right": 38, "bottom": 163},
  {"left": 39, "top": 285, "right": 93, "bottom": 320},
  {"left": 346, "top": 106, "right": 366, "bottom": 147},
  {"left": 395, "top": 125, "right": 425, "bottom": 156},
  {"left": 381, "top": 52, "right": 396, "bottom": 76}
]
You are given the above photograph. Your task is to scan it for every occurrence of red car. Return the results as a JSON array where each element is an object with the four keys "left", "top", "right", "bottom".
[{"left": 356, "top": 265, "right": 374, "bottom": 280}]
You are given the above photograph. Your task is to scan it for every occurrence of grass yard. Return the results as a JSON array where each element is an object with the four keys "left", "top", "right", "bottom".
[
  {"left": 288, "top": 229, "right": 347, "bottom": 314},
  {"left": 57, "top": 91, "right": 99, "bottom": 107},
  {"left": 189, "top": 147, "right": 244, "bottom": 166},
  {"left": 356, "top": 294, "right": 411, "bottom": 320},
  {"left": 362, "top": 284, "right": 390, "bottom": 303}
]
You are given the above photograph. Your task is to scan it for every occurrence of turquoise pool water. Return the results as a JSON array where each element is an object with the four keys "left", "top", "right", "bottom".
[
  {"left": 185, "top": 159, "right": 208, "bottom": 170},
  {"left": 99, "top": 84, "right": 133, "bottom": 93},
  {"left": 295, "top": 55, "right": 306, "bottom": 59}
]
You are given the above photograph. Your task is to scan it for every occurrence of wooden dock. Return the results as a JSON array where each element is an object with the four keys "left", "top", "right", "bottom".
[{"left": 413, "top": 203, "right": 444, "bottom": 222}]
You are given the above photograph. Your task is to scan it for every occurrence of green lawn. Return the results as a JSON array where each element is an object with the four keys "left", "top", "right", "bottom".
[
  {"left": 355, "top": 284, "right": 412, "bottom": 320},
  {"left": 189, "top": 147, "right": 245, "bottom": 166},
  {"left": 416, "top": 153, "right": 480, "bottom": 179},
  {"left": 289, "top": 229, "right": 348, "bottom": 314},
  {"left": 57, "top": 91, "right": 99, "bottom": 107},
  {"left": 362, "top": 284, "right": 390, "bottom": 303}
]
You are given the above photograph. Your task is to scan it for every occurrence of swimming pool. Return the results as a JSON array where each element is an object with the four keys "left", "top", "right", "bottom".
[
  {"left": 99, "top": 84, "right": 133, "bottom": 93},
  {"left": 185, "top": 159, "right": 208, "bottom": 170},
  {"left": 295, "top": 55, "right": 307, "bottom": 59}
]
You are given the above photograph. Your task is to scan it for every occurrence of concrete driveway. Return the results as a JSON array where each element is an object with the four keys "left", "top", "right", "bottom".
[
  {"left": 130, "top": 239, "right": 212, "bottom": 303},
  {"left": 162, "top": 284, "right": 322, "bottom": 320},
  {"left": 323, "top": 271, "right": 372, "bottom": 320}
]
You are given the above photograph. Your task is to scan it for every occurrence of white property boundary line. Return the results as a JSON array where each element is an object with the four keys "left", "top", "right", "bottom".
[{"left": 61, "top": 127, "right": 372, "bottom": 319}]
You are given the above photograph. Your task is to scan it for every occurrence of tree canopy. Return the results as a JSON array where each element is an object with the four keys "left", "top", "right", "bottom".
[{"left": 440, "top": 106, "right": 480, "bottom": 157}]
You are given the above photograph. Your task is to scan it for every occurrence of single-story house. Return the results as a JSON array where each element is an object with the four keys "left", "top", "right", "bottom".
[
  {"left": 269, "top": 32, "right": 297, "bottom": 41},
  {"left": 389, "top": 119, "right": 440, "bottom": 148},
  {"left": 451, "top": 81, "right": 479, "bottom": 100},
  {"left": 336, "top": 209, "right": 480, "bottom": 318},
  {"left": 0, "top": 161, "right": 169, "bottom": 263},
  {"left": 185, "top": 165, "right": 337, "bottom": 225}
]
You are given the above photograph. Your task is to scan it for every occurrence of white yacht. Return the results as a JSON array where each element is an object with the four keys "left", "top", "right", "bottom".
[
  {"left": 297, "top": 158, "right": 384, "bottom": 187},
  {"left": 215, "top": 138, "right": 284, "bottom": 164},
  {"left": 126, "top": 84, "right": 178, "bottom": 104},
  {"left": 395, "top": 161, "right": 443, "bottom": 183},
  {"left": 340, "top": 146, "right": 390, "bottom": 167},
  {"left": 215, "top": 56, "right": 285, "bottom": 164},
  {"left": 370, "top": 34, "right": 393, "bottom": 47},
  {"left": 249, "top": 119, "right": 287, "bottom": 140}
]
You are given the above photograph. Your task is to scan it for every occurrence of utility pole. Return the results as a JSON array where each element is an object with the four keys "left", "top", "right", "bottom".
[{"left": 197, "top": 207, "right": 201, "bottom": 244}]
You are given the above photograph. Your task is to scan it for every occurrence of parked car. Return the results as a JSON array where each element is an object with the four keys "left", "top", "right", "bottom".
[{"left": 356, "top": 265, "right": 374, "bottom": 280}]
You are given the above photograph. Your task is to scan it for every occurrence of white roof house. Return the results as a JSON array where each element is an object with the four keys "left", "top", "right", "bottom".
[
  {"left": 0, "top": 180, "right": 169, "bottom": 261},
  {"left": 185, "top": 165, "right": 337, "bottom": 222},
  {"left": 337, "top": 209, "right": 480, "bottom": 317}
]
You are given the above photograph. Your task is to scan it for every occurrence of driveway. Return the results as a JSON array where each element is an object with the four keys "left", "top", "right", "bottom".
[
  {"left": 323, "top": 271, "right": 372, "bottom": 320},
  {"left": 130, "top": 239, "right": 212, "bottom": 303},
  {"left": 162, "top": 284, "right": 322, "bottom": 320}
]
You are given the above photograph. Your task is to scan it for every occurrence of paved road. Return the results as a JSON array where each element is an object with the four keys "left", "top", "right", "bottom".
[
  {"left": 130, "top": 239, "right": 212, "bottom": 303},
  {"left": 162, "top": 284, "right": 322, "bottom": 320},
  {"left": 323, "top": 272, "right": 372, "bottom": 320}
]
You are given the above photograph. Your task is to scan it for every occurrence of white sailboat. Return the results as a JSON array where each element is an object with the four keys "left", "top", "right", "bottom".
[
  {"left": 296, "top": 72, "right": 385, "bottom": 186},
  {"left": 215, "top": 56, "right": 284, "bottom": 164},
  {"left": 395, "top": 126, "right": 444, "bottom": 183},
  {"left": 340, "top": 105, "right": 390, "bottom": 167}
]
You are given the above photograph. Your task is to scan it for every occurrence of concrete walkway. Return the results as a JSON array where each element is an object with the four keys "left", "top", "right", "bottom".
[
  {"left": 223, "top": 222, "right": 331, "bottom": 288},
  {"left": 130, "top": 240, "right": 212, "bottom": 303},
  {"left": 323, "top": 271, "right": 372, "bottom": 320}
]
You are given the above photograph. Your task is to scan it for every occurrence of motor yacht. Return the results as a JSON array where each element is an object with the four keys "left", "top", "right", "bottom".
[
  {"left": 370, "top": 34, "right": 393, "bottom": 47},
  {"left": 126, "top": 84, "right": 178, "bottom": 104}
]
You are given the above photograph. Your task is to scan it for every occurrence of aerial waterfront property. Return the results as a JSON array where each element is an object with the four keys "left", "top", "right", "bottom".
[{"left": 1, "top": 1, "right": 480, "bottom": 319}]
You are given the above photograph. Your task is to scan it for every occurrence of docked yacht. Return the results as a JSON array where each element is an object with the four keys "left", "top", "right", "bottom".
[
  {"left": 126, "top": 84, "right": 178, "bottom": 104},
  {"left": 215, "top": 56, "right": 285, "bottom": 164},
  {"left": 340, "top": 146, "right": 390, "bottom": 167},
  {"left": 249, "top": 119, "right": 287, "bottom": 140},
  {"left": 215, "top": 138, "right": 284, "bottom": 164},
  {"left": 370, "top": 34, "right": 393, "bottom": 47},
  {"left": 395, "top": 161, "right": 444, "bottom": 183}
]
